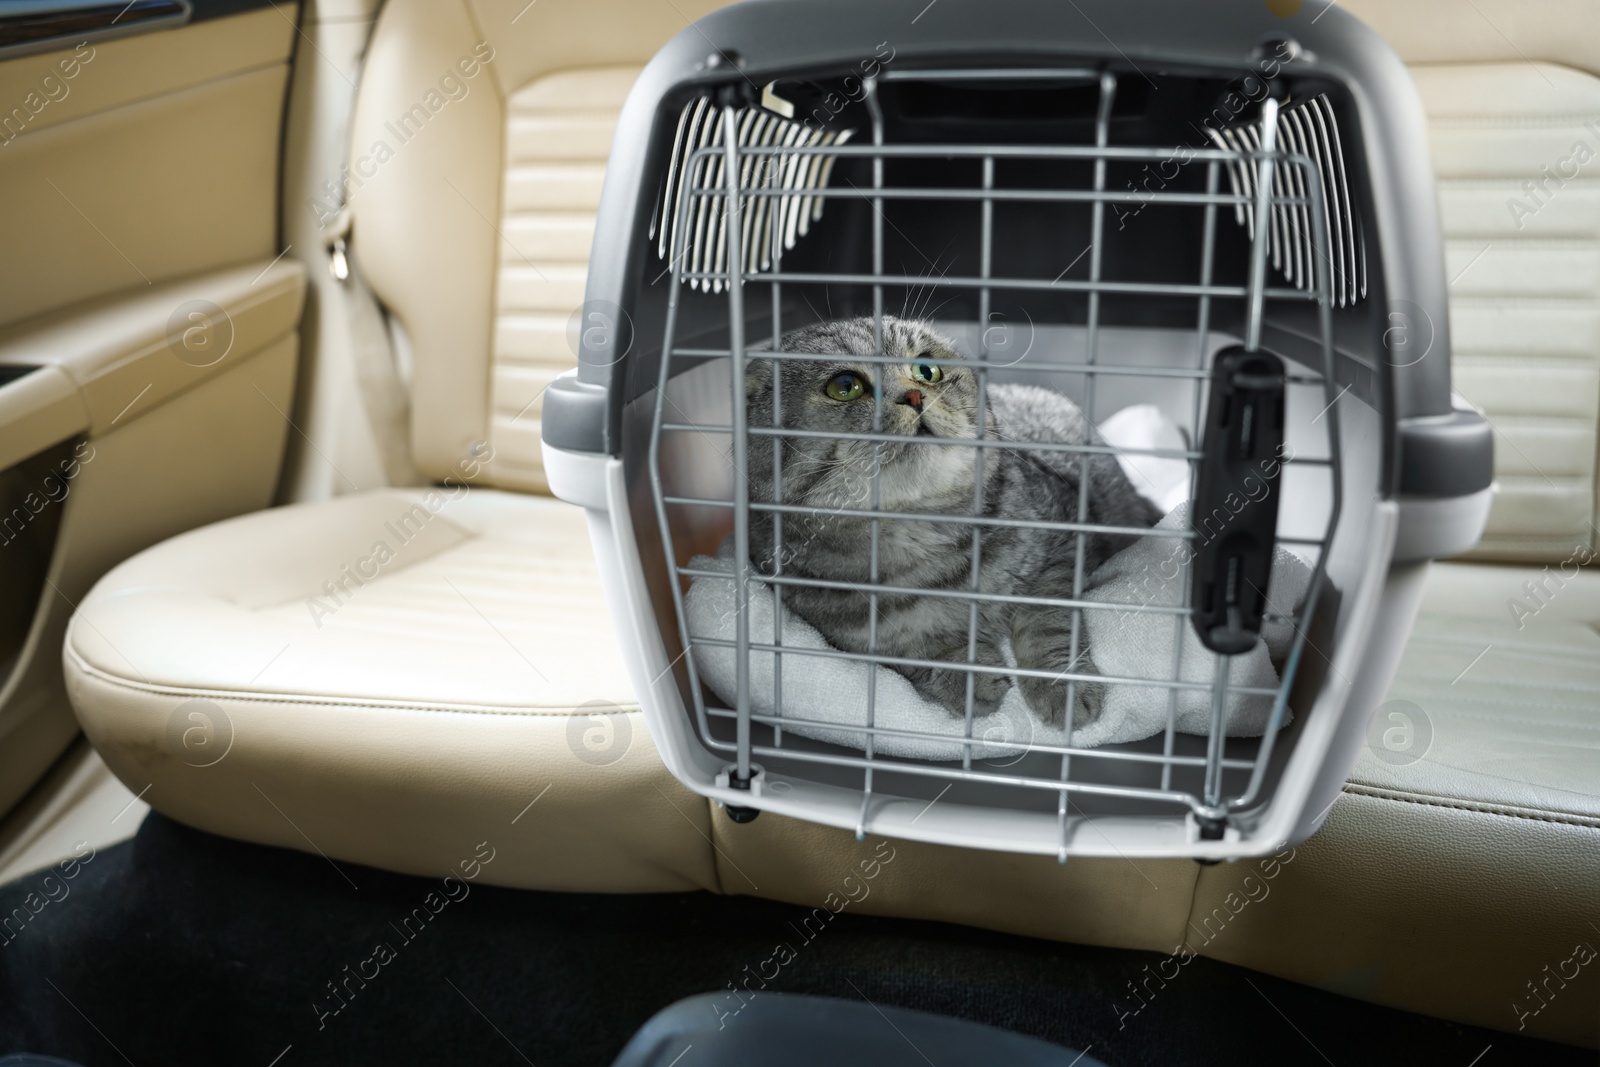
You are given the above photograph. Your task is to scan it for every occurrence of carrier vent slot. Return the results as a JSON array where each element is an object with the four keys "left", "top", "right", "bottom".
[
  {"left": 655, "top": 97, "right": 853, "bottom": 292},
  {"left": 1209, "top": 94, "right": 1366, "bottom": 308}
]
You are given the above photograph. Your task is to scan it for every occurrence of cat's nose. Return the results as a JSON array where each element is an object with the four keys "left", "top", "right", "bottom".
[{"left": 900, "top": 389, "right": 924, "bottom": 412}]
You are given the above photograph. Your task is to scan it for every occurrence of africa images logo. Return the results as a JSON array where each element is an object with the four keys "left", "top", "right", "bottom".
[{"left": 166, "top": 699, "right": 234, "bottom": 768}]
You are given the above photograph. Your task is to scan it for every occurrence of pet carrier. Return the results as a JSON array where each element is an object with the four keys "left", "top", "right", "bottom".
[{"left": 542, "top": 0, "right": 1493, "bottom": 860}]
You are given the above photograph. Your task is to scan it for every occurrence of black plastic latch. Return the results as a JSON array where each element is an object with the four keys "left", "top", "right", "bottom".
[{"left": 1190, "top": 346, "right": 1287, "bottom": 656}]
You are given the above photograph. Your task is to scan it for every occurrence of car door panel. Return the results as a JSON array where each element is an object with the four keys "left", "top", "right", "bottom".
[{"left": 0, "top": 2, "right": 304, "bottom": 816}]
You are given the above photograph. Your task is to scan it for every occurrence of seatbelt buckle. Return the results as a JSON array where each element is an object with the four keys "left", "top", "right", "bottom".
[{"left": 322, "top": 206, "right": 354, "bottom": 282}]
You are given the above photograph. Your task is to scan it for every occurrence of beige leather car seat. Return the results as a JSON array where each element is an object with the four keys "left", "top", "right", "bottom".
[
  {"left": 63, "top": 0, "right": 1600, "bottom": 1048},
  {"left": 64, "top": 0, "right": 737, "bottom": 894}
]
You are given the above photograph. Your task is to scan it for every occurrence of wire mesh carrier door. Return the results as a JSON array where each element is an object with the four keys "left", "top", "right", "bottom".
[{"left": 541, "top": 0, "right": 1493, "bottom": 860}]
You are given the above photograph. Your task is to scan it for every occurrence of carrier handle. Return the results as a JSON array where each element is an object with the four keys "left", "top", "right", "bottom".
[{"left": 1190, "top": 346, "right": 1287, "bottom": 655}]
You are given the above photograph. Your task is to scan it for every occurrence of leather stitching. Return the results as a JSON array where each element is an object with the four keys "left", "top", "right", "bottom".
[
  {"left": 1404, "top": 644, "right": 1600, "bottom": 666},
  {"left": 1344, "top": 784, "right": 1600, "bottom": 830},
  {"left": 1398, "top": 668, "right": 1600, "bottom": 692},
  {"left": 1427, "top": 117, "right": 1600, "bottom": 128},
  {"left": 1446, "top": 237, "right": 1600, "bottom": 247},
  {"left": 1437, "top": 176, "right": 1600, "bottom": 186},
  {"left": 1442, "top": 296, "right": 1600, "bottom": 308},
  {"left": 1379, "top": 701, "right": 1600, "bottom": 729},
  {"left": 1405, "top": 637, "right": 1600, "bottom": 659},
  {"left": 67, "top": 647, "right": 640, "bottom": 719}
]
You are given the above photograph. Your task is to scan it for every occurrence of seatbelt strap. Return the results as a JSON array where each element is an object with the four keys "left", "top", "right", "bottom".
[{"left": 321, "top": 208, "right": 425, "bottom": 487}]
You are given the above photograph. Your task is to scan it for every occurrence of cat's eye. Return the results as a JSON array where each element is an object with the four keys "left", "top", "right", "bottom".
[
  {"left": 824, "top": 372, "right": 865, "bottom": 402},
  {"left": 913, "top": 359, "right": 944, "bottom": 383}
]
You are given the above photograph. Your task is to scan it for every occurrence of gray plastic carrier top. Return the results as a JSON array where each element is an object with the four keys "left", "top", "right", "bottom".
[{"left": 542, "top": 0, "right": 1494, "bottom": 860}]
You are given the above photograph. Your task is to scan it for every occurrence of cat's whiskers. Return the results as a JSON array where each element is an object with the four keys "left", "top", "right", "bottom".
[
  {"left": 906, "top": 381, "right": 980, "bottom": 446},
  {"left": 801, "top": 445, "right": 879, "bottom": 503},
  {"left": 918, "top": 294, "right": 955, "bottom": 324},
  {"left": 910, "top": 246, "right": 956, "bottom": 322}
]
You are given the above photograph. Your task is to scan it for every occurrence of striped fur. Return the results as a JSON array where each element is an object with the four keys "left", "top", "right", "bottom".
[{"left": 744, "top": 316, "right": 1161, "bottom": 727}]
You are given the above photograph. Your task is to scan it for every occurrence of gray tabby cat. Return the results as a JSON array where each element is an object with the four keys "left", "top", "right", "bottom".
[{"left": 744, "top": 315, "right": 1161, "bottom": 727}]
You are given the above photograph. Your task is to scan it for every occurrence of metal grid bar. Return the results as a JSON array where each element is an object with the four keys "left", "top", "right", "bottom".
[
  {"left": 649, "top": 138, "right": 717, "bottom": 753},
  {"left": 675, "top": 566, "right": 1304, "bottom": 624},
  {"left": 690, "top": 728, "right": 1235, "bottom": 805},
  {"left": 767, "top": 116, "right": 788, "bottom": 752},
  {"left": 722, "top": 106, "right": 754, "bottom": 785},
  {"left": 662, "top": 424, "right": 1336, "bottom": 466},
  {"left": 690, "top": 141, "right": 1312, "bottom": 162},
  {"left": 687, "top": 636, "right": 1284, "bottom": 696},
  {"left": 858, "top": 75, "right": 888, "bottom": 836},
  {"left": 666, "top": 348, "right": 1332, "bottom": 386},
  {"left": 663, "top": 497, "right": 1194, "bottom": 538},
  {"left": 663, "top": 496, "right": 1335, "bottom": 546},
  {"left": 664, "top": 427, "right": 1204, "bottom": 461},
  {"left": 1054, "top": 70, "right": 1117, "bottom": 859},
  {"left": 680, "top": 270, "right": 1317, "bottom": 300},
  {"left": 962, "top": 152, "right": 996, "bottom": 773},
  {"left": 645, "top": 80, "right": 1343, "bottom": 834},
  {"left": 696, "top": 185, "right": 1301, "bottom": 206},
  {"left": 1200, "top": 95, "right": 1282, "bottom": 818},
  {"left": 1163, "top": 158, "right": 1222, "bottom": 793},
  {"left": 1230, "top": 133, "right": 1345, "bottom": 814},
  {"left": 699, "top": 705, "right": 1260, "bottom": 769}
]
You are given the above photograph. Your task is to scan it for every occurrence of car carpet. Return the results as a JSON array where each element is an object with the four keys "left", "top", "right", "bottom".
[{"left": 0, "top": 813, "right": 1585, "bottom": 1067}]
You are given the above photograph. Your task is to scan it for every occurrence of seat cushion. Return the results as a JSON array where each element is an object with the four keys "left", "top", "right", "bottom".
[
  {"left": 64, "top": 489, "right": 717, "bottom": 892},
  {"left": 63, "top": 507, "right": 1600, "bottom": 1044},
  {"left": 1179, "top": 560, "right": 1600, "bottom": 1047},
  {"left": 702, "top": 560, "right": 1600, "bottom": 1047}
]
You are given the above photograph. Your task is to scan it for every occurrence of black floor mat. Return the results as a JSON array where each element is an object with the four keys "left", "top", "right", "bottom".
[{"left": 0, "top": 814, "right": 1588, "bottom": 1067}]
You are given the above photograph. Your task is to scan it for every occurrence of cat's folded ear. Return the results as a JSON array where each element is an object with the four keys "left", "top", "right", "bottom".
[{"left": 743, "top": 356, "right": 772, "bottom": 395}]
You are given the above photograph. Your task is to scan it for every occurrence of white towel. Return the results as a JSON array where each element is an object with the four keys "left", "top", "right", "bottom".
[
  {"left": 1098, "top": 403, "right": 1192, "bottom": 513},
  {"left": 681, "top": 411, "right": 1315, "bottom": 760},
  {"left": 1080, "top": 501, "right": 1310, "bottom": 741}
]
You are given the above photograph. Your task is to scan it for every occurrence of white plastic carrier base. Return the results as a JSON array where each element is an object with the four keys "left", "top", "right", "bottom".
[{"left": 547, "top": 319, "right": 1468, "bottom": 861}]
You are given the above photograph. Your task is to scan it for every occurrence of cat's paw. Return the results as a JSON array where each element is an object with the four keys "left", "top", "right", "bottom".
[
  {"left": 1009, "top": 606, "right": 1107, "bottom": 729},
  {"left": 912, "top": 641, "right": 1010, "bottom": 719},
  {"left": 1075, "top": 676, "right": 1104, "bottom": 728},
  {"left": 1018, "top": 666, "right": 1103, "bottom": 729},
  {"left": 948, "top": 669, "right": 1011, "bottom": 720}
]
